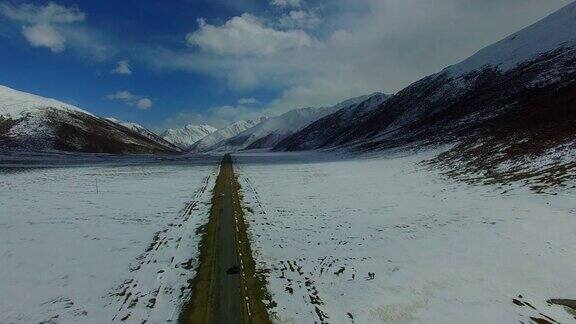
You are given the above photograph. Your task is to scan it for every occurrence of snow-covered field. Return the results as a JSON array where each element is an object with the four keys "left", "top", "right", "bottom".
[
  {"left": 236, "top": 151, "right": 576, "bottom": 324},
  {"left": 0, "top": 160, "right": 218, "bottom": 323}
]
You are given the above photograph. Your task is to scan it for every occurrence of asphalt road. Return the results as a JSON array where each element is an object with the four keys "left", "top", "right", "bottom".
[{"left": 213, "top": 156, "right": 242, "bottom": 323}]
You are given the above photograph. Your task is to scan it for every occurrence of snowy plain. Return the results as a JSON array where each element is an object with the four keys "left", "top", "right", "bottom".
[
  {"left": 0, "top": 157, "right": 219, "bottom": 323},
  {"left": 235, "top": 151, "right": 576, "bottom": 324}
]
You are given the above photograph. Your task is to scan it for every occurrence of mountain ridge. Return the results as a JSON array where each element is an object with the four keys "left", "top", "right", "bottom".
[
  {"left": 275, "top": 2, "right": 576, "bottom": 189},
  {"left": 204, "top": 93, "right": 382, "bottom": 152},
  {"left": 188, "top": 119, "right": 263, "bottom": 152},
  {"left": 0, "top": 85, "right": 181, "bottom": 154},
  {"left": 161, "top": 124, "right": 217, "bottom": 149}
]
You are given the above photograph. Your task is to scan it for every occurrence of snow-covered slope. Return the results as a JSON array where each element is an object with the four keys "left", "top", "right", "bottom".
[
  {"left": 105, "top": 118, "right": 183, "bottom": 152},
  {"left": 0, "top": 85, "right": 91, "bottom": 119},
  {"left": 160, "top": 124, "right": 217, "bottom": 149},
  {"left": 0, "top": 85, "right": 181, "bottom": 154},
  {"left": 274, "top": 92, "right": 390, "bottom": 150},
  {"left": 447, "top": 2, "right": 576, "bottom": 77},
  {"left": 210, "top": 94, "right": 379, "bottom": 152},
  {"left": 188, "top": 119, "right": 262, "bottom": 152}
]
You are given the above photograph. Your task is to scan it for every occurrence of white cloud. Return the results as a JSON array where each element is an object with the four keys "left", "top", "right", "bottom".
[
  {"left": 238, "top": 97, "right": 259, "bottom": 105},
  {"left": 185, "top": 14, "right": 316, "bottom": 56},
  {"left": 205, "top": 104, "right": 264, "bottom": 126},
  {"left": 22, "top": 24, "right": 65, "bottom": 52},
  {"left": 59, "top": 25, "right": 113, "bottom": 60},
  {"left": 156, "top": 0, "right": 572, "bottom": 115},
  {"left": 106, "top": 90, "right": 135, "bottom": 101},
  {"left": 136, "top": 98, "right": 152, "bottom": 110},
  {"left": 0, "top": 1, "right": 85, "bottom": 52},
  {"left": 278, "top": 10, "right": 320, "bottom": 29},
  {"left": 271, "top": 0, "right": 302, "bottom": 8},
  {"left": 135, "top": 0, "right": 574, "bottom": 120},
  {"left": 0, "top": 1, "right": 84, "bottom": 24},
  {"left": 111, "top": 60, "right": 132, "bottom": 75},
  {"left": 106, "top": 91, "right": 152, "bottom": 110}
]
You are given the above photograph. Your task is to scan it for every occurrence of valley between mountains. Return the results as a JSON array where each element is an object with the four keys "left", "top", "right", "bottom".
[{"left": 2, "top": 2, "right": 576, "bottom": 324}]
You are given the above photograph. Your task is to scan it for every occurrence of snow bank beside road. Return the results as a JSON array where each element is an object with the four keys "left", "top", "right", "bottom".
[
  {"left": 0, "top": 162, "right": 217, "bottom": 323},
  {"left": 236, "top": 152, "right": 576, "bottom": 323}
]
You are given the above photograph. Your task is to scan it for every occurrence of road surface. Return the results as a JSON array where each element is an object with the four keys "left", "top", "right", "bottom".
[
  {"left": 180, "top": 154, "right": 271, "bottom": 324},
  {"left": 213, "top": 154, "right": 242, "bottom": 323}
]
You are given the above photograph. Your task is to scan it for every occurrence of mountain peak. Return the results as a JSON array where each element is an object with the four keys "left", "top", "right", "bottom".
[
  {"left": 189, "top": 119, "right": 262, "bottom": 152},
  {"left": 0, "top": 84, "right": 92, "bottom": 119},
  {"left": 447, "top": 2, "right": 576, "bottom": 77},
  {"left": 161, "top": 124, "right": 217, "bottom": 149}
]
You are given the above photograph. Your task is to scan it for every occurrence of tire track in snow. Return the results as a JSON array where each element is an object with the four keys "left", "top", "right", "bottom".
[{"left": 110, "top": 172, "right": 215, "bottom": 323}]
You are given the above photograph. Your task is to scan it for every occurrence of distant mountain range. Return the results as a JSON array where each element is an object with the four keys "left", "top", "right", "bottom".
[
  {"left": 274, "top": 92, "right": 390, "bottom": 151},
  {"left": 1, "top": 1, "right": 575, "bottom": 185},
  {"left": 105, "top": 117, "right": 181, "bottom": 149},
  {"left": 205, "top": 94, "right": 383, "bottom": 152},
  {"left": 160, "top": 124, "right": 217, "bottom": 150},
  {"left": 188, "top": 119, "right": 263, "bottom": 152}
]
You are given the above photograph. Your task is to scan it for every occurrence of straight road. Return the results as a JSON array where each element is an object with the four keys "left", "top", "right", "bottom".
[
  {"left": 180, "top": 154, "right": 271, "bottom": 324},
  {"left": 213, "top": 155, "right": 242, "bottom": 323}
]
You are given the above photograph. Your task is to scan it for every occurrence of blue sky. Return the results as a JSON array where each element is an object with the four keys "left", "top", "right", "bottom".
[
  {"left": 0, "top": 0, "right": 277, "bottom": 129},
  {"left": 0, "top": 0, "right": 571, "bottom": 131}
]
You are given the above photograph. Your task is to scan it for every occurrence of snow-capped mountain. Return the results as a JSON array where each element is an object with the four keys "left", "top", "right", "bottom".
[
  {"left": 446, "top": 2, "right": 576, "bottom": 78},
  {"left": 277, "top": 2, "right": 576, "bottom": 187},
  {"left": 210, "top": 94, "right": 380, "bottom": 152},
  {"left": 0, "top": 84, "right": 92, "bottom": 119},
  {"left": 189, "top": 119, "right": 263, "bottom": 152},
  {"left": 160, "top": 124, "right": 217, "bottom": 149},
  {"left": 275, "top": 92, "right": 390, "bottom": 151},
  {"left": 105, "top": 118, "right": 182, "bottom": 151},
  {"left": 0, "top": 85, "right": 181, "bottom": 154}
]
